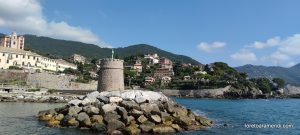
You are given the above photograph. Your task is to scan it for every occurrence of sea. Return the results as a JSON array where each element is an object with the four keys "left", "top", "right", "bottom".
[{"left": 0, "top": 98, "right": 299, "bottom": 135}]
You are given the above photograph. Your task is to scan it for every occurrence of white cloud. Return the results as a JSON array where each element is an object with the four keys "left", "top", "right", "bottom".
[
  {"left": 278, "top": 34, "right": 300, "bottom": 55},
  {"left": 247, "top": 36, "right": 281, "bottom": 49},
  {"left": 0, "top": 0, "right": 109, "bottom": 47},
  {"left": 261, "top": 51, "right": 290, "bottom": 62},
  {"left": 197, "top": 41, "right": 226, "bottom": 52},
  {"left": 230, "top": 49, "right": 257, "bottom": 62}
]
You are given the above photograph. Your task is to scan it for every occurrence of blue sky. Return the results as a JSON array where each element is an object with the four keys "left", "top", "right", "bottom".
[{"left": 1, "top": 0, "right": 300, "bottom": 67}]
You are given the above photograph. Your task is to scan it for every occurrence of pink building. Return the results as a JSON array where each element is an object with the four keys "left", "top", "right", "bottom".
[{"left": 0, "top": 32, "right": 25, "bottom": 50}]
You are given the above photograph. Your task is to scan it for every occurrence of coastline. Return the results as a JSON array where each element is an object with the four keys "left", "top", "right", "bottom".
[{"left": 1, "top": 87, "right": 300, "bottom": 104}]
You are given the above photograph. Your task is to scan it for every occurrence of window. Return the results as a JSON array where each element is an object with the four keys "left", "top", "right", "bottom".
[
  {"left": 23, "top": 55, "right": 25, "bottom": 58},
  {"left": 6, "top": 60, "right": 9, "bottom": 63},
  {"left": 28, "top": 56, "right": 30, "bottom": 59},
  {"left": 2, "top": 53, "right": 5, "bottom": 56},
  {"left": 16, "top": 55, "right": 18, "bottom": 58}
]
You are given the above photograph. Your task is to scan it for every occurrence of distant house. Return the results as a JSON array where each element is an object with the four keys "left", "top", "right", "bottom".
[
  {"left": 183, "top": 76, "right": 191, "bottom": 80},
  {"left": 161, "top": 76, "right": 172, "bottom": 84},
  {"left": 133, "top": 60, "right": 143, "bottom": 73},
  {"left": 159, "top": 57, "right": 173, "bottom": 69},
  {"left": 154, "top": 68, "right": 174, "bottom": 78},
  {"left": 71, "top": 54, "right": 86, "bottom": 64},
  {"left": 194, "top": 71, "right": 207, "bottom": 75},
  {"left": 56, "top": 59, "right": 77, "bottom": 72},
  {"left": 144, "top": 76, "right": 155, "bottom": 86},
  {"left": 144, "top": 53, "right": 159, "bottom": 64}
]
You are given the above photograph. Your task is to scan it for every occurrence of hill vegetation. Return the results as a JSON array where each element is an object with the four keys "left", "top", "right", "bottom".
[
  {"left": 235, "top": 64, "right": 300, "bottom": 86},
  {"left": 23, "top": 35, "right": 200, "bottom": 65}
]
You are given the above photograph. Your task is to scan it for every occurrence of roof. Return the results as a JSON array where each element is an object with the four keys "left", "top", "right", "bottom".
[{"left": 0, "top": 46, "right": 40, "bottom": 56}]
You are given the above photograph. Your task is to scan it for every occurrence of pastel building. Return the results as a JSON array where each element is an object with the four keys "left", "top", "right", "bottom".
[{"left": 0, "top": 32, "right": 25, "bottom": 50}]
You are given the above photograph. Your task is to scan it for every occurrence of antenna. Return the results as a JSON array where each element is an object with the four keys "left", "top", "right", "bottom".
[{"left": 111, "top": 48, "right": 114, "bottom": 60}]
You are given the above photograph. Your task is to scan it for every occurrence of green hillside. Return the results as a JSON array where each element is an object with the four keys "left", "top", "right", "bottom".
[
  {"left": 235, "top": 64, "right": 300, "bottom": 86},
  {"left": 23, "top": 35, "right": 200, "bottom": 65}
]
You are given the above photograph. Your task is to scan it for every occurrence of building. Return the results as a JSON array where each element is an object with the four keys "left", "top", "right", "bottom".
[
  {"left": 161, "top": 76, "right": 172, "bottom": 84},
  {"left": 97, "top": 58, "right": 124, "bottom": 92},
  {"left": 183, "top": 76, "right": 191, "bottom": 80},
  {"left": 133, "top": 60, "right": 143, "bottom": 72},
  {"left": 159, "top": 57, "right": 173, "bottom": 69},
  {"left": 154, "top": 68, "right": 174, "bottom": 78},
  {"left": 71, "top": 54, "right": 86, "bottom": 64},
  {"left": 0, "top": 46, "right": 76, "bottom": 72},
  {"left": 144, "top": 76, "right": 155, "bottom": 86},
  {"left": 194, "top": 71, "right": 207, "bottom": 75},
  {"left": 0, "top": 32, "right": 25, "bottom": 50},
  {"left": 56, "top": 59, "right": 77, "bottom": 71},
  {"left": 144, "top": 53, "right": 159, "bottom": 64},
  {"left": 0, "top": 32, "right": 76, "bottom": 72}
]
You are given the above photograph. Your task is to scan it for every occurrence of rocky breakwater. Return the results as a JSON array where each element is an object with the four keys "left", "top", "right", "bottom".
[{"left": 38, "top": 90, "right": 213, "bottom": 134}]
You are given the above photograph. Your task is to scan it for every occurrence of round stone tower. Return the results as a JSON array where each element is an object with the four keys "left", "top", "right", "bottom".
[{"left": 97, "top": 58, "right": 124, "bottom": 92}]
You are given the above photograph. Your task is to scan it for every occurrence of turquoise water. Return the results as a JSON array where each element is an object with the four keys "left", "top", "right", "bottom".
[{"left": 0, "top": 99, "right": 299, "bottom": 135}]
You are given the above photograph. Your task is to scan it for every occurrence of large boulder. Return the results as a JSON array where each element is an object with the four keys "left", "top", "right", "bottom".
[
  {"left": 117, "top": 107, "right": 128, "bottom": 121},
  {"left": 107, "top": 119, "right": 125, "bottom": 133},
  {"left": 120, "top": 100, "right": 140, "bottom": 110},
  {"left": 152, "top": 125, "right": 176, "bottom": 134},
  {"left": 77, "top": 112, "right": 90, "bottom": 122},
  {"left": 102, "top": 103, "right": 118, "bottom": 114},
  {"left": 91, "top": 115, "right": 104, "bottom": 124},
  {"left": 140, "top": 103, "right": 160, "bottom": 114},
  {"left": 104, "top": 112, "right": 121, "bottom": 123},
  {"left": 139, "top": 121, "right": 155, "bottom": 132},
  {"left": 150, "top": 115, "right": 162, "bottom": 123},
  {"left": 68, "top": 106, "right": 82, "bottom": 117}
]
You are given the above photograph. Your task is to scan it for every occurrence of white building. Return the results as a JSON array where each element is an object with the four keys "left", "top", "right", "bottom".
[
  {"left": 0, "top": 46, "right": 76, "bottom": 72},
  {"left": 144, "top": 53, "right": 159, "bottom": 64}
]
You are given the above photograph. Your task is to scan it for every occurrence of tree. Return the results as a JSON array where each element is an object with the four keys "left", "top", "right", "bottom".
[{"left": 272, "top": 78, "right": 285, "bottom": 88}]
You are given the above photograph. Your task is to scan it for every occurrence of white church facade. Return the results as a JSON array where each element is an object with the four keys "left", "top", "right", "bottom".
[{"left": 0, "top": 32, "right": 77, "bottom": 72}]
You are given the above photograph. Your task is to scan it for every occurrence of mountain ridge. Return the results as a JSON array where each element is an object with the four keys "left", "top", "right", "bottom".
[
  {"left": 235, "top": 64, "right": 300, "bottom": 86},
  {"left": 20, "top": 34, "right": 201, "bottom": 65}
]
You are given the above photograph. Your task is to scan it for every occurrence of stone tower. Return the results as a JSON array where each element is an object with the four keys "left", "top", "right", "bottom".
[{"left": 97, "top": 58, "right": 124, "bottom": 92}]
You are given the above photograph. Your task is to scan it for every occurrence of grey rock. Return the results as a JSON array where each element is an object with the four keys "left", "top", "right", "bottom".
[
  {"left": 107, "top": 119, "right": 125, "bottom": 131},
  {"left": 97, "top": 96, "right": 109, "bottom": 103},
  {"left": 117, "top": 107, "right": 128, "bottom": 121},
  {"left": 134, "top": 96, "right": 146, "bottom": 104},
  {"left": 129, "top": 109, "right": 143, "bottom": 117},
  {"left": 139, "top": 121, "right": 155, "bottom": 132},
  {"left": 137, "top": 115, "right": 148, "bottom": 123},
  {"left": 120, "top": 100, "right": 140, "bottom": 110},
  {"left": 102, "top": 103, "right": 118, "bottom": 114},
  {"left": 150, "top": 115, "right": 162, "bottom": 123},
  {"left": 68, "top": 106, "right": 82, "bottom": 117},
  {"left": 104, "top": 112, "right": 121, "bottom": 123},
  {"left": 77, "top": 112, "right": 90, "bottom": 122},
  {"left": 140, "top": 103, "right": 160, "bottom": 114},
  {"left": 92, "top": 123, "right": 106, "bottom": 131},
  {"left": 85, "top": 106, "right": 100, "bottom": 115}
]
